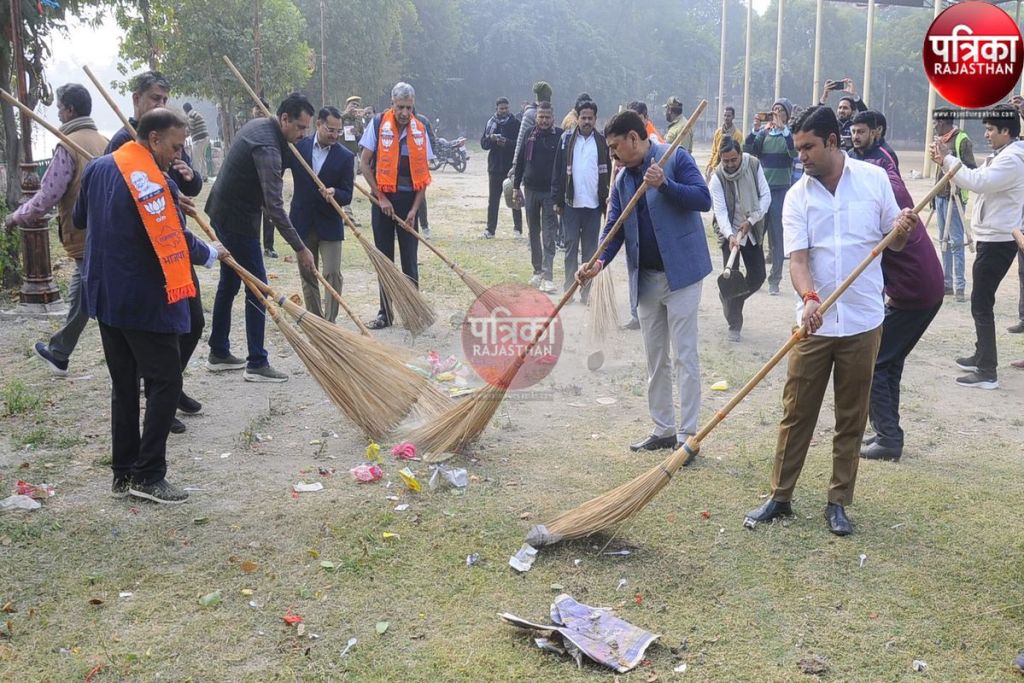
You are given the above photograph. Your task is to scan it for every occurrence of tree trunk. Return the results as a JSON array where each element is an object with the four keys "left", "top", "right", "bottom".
[
  {"left": 0, "top": 43, "right": 23, "bottom": 211},
  {"left": 139, "top": 0, "right": 158, "bottom": 70}
]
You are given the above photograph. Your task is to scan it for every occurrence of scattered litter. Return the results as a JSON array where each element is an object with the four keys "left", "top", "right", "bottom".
[
  {"left": 349, "top": 464, "right": 383, "bottom": 482},
  {"left": 296, "top": 623, "right": 307, "bottom": 636},
  {"left": 118, "top": 592, "right": 133, "bottom": 599},
  {"left": 500, "top": 593, "right": 661, "bottom": 673},
  {"left": 318, "top": 466, "right": 336, "bottom": 477},
  {"left": 700, "top": 510, "right": 711, "bottom": 520},
  {"left": 616, "top": 578, "right": 628, "bottom": 591},
  {"left": 398, "top": 467, "right": 422, "bottom": 492},
  {"left": 604, "top": 549, "right": 632, "bottom": 557},
  {"left": 859, "top": 553, "right": 867, "bottom": 568},
  {"left": 429, "top": 464, "right": 468, "bottom": 490},
  {"left": 292, "top": 482, "right": 324, "bottom": 493},
  {"left": 394, "top": 504, "right": 410, "bottom": 512},
  {"left": 509, "top": 544, "right": 539, "bottom": 573},
  {"left": 567, "top": 402, "right": 586, "bottom": 408},
  {"left": 183, "top": 487, "right": 205, "bottom": 492},
  {"left": 573, "top": 559, "right": 582, "bottom": 567},
  {"left": 674, "top": 663, "right": 688, "bottom": 673},
  {"left": 248, "top": 600, "right": 259, "bottom": 609},
  {"left": 383, "top": 532, "right": 400, "bottom": 541},
  {"left": 15, "top": 480, "right": 55, "bottom": 498},
  {"left": 535, "top": 637, "right": 566, "bottom": 655},
  {"left": 241, "top": 589, "right": 254, "bottom": 596},
  {"left": 710, "top": 380, "right": 729, "bottom": 392},
  {"left": 595, "top": 397, "right": 617, "bottom": 405},
  {"left": 340, "top": 637, "right": 357, "bottom": 657},
  {"left": 742, "top": 517, "right": 757, "bottom": 530},
  {"left": 0, "top": 495, "right": 40, "bottom": 511},
  {"left": 376, "top": 621, "right": 390, "bottom": 635},
  {"left": 309, "top": 439, "right": 322, "bottom": 446},
  {"left": 466, "top": 553, "right": 481, "bottom": 567},
  {"left": 240, "top": 560, "right": 258, "bottom": 573},
  {"left": 320, "top": 561, "right": 336, "bottom": 572},
  {"left": 198, "top": 590, "right": 222, "bottom": 607},
  {"left": 219, "top": 452, "right": 231, "bottom": 458},
  {"left": 283, "top": 612, "right": 303, "bottom": 626},
  {"left": 391, "top": 442, "right": 417, "bottom": 460},
  {"left": 550, "top": 583, "right": 564, "bottom": 591},
  {"left": 366, "top": 442, "right": 381, "bottom": 463},
  {"left": 386, "top": 495, "right": 399, "bottom": 501},
  {"left": 435, "top": 371, "right": 456, "bottom": 382},
  {"left": 427, "top": 351, "right": 459, "bottom": 377},
  {"left": 634, "top": 593, "right": 643, "bottom": 605},
  {"left": 323, "top": 430, "right": 339, "bottom": 439},
  {"left": 912, "top": 660, "right": 928, "bottom": 672},
  {"left": 891, "top": 523, "right": 905, "bottom": 529},
  {"left": 193, "top": 517, "right": 210, "bottom": 526},
  {"left": 798, "top": 655, "right": 829, "bottom": 675}
]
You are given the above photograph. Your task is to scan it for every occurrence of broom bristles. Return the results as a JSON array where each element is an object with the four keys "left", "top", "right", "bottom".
[
  {"left": 526, "top": 444, "right": 697, "bottom": 546},
  {"left": 354, "top": 230, "right": 436, "bottom": 335},
  {"left": 585, "top": 268, "right": 620, "bottom": 347}
]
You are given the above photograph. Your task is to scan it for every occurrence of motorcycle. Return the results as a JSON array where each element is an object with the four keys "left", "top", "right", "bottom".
[{"left": 430, "top": 136, "right": 469, "bottom": 173}]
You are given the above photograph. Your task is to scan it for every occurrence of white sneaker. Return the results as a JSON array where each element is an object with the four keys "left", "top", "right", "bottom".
[
  {"left": 528, "top": 274, "right": 542, "bottom": 287},
  {"left": 540, "top": 280, "right": 557, "bottom": 294}
]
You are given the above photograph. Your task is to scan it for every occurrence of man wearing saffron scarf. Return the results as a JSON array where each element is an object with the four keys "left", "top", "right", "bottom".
[
  {"left": 76, "top": 109, "right": 226, "bottom": 504},
  {"left": 627, "top": 101, "right": 664, "bottom": 144},
  {"left": 359, "top": 82, "right": 434, "bottom": 329}
]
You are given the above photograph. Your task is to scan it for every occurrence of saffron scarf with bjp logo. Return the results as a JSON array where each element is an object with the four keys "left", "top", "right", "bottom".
[{"left": 375, "top": 109, "right": 431, "bottom": 193}]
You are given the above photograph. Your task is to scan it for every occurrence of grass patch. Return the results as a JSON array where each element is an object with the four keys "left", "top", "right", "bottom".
[{"left": 1, "top": 380, "right": 41, "bottom": 416}]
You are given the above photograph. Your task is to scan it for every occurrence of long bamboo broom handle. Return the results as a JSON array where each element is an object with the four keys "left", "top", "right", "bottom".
[
  {"left": 1013, "top": 228, "right": 1024, "bottom": 252},
  {"left": 82, "top": 65, "right": 135, "bottom": 135},
  {"left": 312, "top": 269, "right": 371, "bottom": 336},
  {"left": 721, "top": 244, "right": 741, "bottom": 277},
  {"left": 498, "top": 100, "right": 707, "bottom": 376},
  {"left": 0, "top": 88, "right": 95, "bottom": 160},
  {"left": 950, "top": 179, "right": 975, "bottom": 253},
  {"left": 687, "top": 162, "right": 962, "bottom": 449}
]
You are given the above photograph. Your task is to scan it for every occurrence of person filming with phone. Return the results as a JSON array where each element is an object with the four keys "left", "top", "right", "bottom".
[{"left": 819, "top": 78, "right": 867, "bottom": 151}]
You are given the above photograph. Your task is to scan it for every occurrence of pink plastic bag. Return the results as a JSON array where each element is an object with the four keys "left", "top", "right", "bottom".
[
  {"left": 390, "top": 442, "right": 417, "bottom": 460},
  {"left": 349, "top": 464, "right": 383, "bottom": 483}
]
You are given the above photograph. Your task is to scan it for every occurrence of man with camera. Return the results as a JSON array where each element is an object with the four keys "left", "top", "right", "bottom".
[{"left": 819, "top": 78, "right": 867, "bottom": 152}]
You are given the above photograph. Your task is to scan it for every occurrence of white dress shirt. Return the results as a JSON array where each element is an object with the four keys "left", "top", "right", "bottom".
[
  {"left": 708, "top": 161, "right": 772, "bottom": 245},
  {"left": 312, "top": 136, "right": 331, "bottom": 175},
  {"left": 783, "top": 156, "right": 901, "bottom": 337},
  {"left": 571, "top": 132, "right": 599, "bottom": 208}
]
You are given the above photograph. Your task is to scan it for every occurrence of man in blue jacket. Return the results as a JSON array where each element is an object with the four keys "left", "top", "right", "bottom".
[
  {"left": 577, "top": 111, "right": 712, "bottom": 454},
  {"left": 288, "top": 106, "right": 354, "bottom": 323},
  {"left": 76, "top": 109, "right": 226, "bottom": 504}
]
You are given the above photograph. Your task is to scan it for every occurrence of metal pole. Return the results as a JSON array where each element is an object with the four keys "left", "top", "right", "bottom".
[
  {"left": 8, "top": 0, "right": 62, "bottom": 309},
  {"left": 923, "top": 0, "right": 942, "bottom": 178},
  {"left": 319, "top": 0, "right": 327, "bottom": 107},
  {"left": 1017, "top": 0, "right": 1023, "bottom": 95},
  {"left": 718, "top": 0, "right": 727, "bottom": 129},
  {"left": 742, "top": 0, "right": 753, "bottom": 132},
  {"left": 253, "top": 0, "right": 262, "bottom": 95},
  {"left": 774, "top": 0, "right": 785, "bottom": 100},
  {"left": 863, "top": 0, "right": 876, "bottom": 106},
  {"left": 812, "top": 0, "right": 824, "bottom": 104}
]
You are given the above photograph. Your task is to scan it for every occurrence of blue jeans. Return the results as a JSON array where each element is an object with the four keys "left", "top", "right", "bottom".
[
  {"left": 209, "top": 231, "right": 269, "bottom": 369},
  {"left": 934, "top": 195, "right": 966, "bottom": 293},
  {"left": 766, "top": 187, "right": 789, "bottom": 287}
]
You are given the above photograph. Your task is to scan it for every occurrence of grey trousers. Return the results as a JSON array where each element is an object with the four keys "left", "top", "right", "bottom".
[
  {"left": 300, "top": 233, "right": 343, "bottom": 323},
  {"left": 50, "top": 258, "right": 90, "bottom": 362},
  {"left": 637, "top": 270, "right": 702, "bottom": 439},
  {"left": 562, "top": 206, "right": 601, "bottom": 301},
  {"left": 524, "top": 188, "right": 557, "bottom": 280}
]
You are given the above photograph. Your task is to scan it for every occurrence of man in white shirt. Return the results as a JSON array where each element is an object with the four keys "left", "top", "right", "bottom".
[
  {"left": 744, "top": 106, "right": 915, "bottom": 536},
  {"left": 932, "top": 104, "right": 1024, "bottom": 389},
  {"left": 552, "top": 100, "right": 610, "bottom": 304},
  {"left": 709, "top": 137, "right": 771, "bottom": 341}
]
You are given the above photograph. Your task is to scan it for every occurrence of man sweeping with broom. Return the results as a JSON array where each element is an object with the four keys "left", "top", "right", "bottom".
[
  {"left": 76, "top": 109, "right": 227, "bottom": 503},
  {"left": 576, "top": 110, "right": 712, "bottom": 454},
  {"left": 743, "top": 106, "right": 916, "bottom": 536}
]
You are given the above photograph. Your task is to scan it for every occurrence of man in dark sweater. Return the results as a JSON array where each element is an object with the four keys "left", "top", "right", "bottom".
[
  {"left": 106, "top": 71, "right": 205, "bottom": 433},
  {"left": 513, "top": 102, "right": 562, "bottom": 293},
  {"left": 76, "top": 109, "right": 226, "bottom": 504},
  {"left": 205, "top": 93, "right": 316, "bottom": 382},
  {"left": 480, "top": 96, "right": 522, "bottom": 238}
]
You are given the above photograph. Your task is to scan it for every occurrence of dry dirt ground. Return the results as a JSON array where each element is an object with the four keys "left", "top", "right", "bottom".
[{"left": 1, "top": 146, "right": 1023, "bottom": 681}]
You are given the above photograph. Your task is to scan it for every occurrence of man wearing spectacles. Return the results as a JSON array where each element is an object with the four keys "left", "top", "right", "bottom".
[{"left": 287, "top": 105, "right": 355, "bottom": 322}]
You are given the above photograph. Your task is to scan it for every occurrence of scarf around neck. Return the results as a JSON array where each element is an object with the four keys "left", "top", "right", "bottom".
[
  {"left": 485, "top": 113, "right": 512, "bottom": 138},
  {"left": 59, "top": 116, "right": 98, "bottom": 136},
  {"left": 525, "top": 124, "right": 555, "bottom": 161},
  {"left": 718, "top": 153, "right": 761, "bottom": 234}
]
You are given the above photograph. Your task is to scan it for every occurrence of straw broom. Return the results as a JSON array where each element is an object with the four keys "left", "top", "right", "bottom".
[
  {"left": 525, "top": 163, "right": 963, "bottom": 547},
  {"left": 584, "top": 154, "right": 625, "bottom": 358},
  {"left": 404, "top": 101, "right": 709, "bottom": 461},
  {"left": 223, "top": 56, "right": 436, "bottom": 335}
]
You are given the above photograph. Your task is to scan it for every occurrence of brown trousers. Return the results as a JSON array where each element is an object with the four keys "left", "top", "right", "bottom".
[{"left": 770, "top": 326, "right": 882, "bottom": 506}]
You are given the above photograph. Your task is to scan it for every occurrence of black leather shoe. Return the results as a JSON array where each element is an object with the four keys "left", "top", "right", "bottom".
[
  {"left": 178, "top": 392, "right": 202, "bottom": 414},
  {"left": 366, "top": 315, "right": 391, "bottom": 330},
  {"left": 629, "top": 435, "right": 676, "bottom": 452},
  {"left": 744, "top": 498, "right": 793, "bottom": 524},
  {"left": 1008, "top": 321, "right": 1024, "bottom": 334},
  {"left": 170, "top": 417, "right": 187, "bottom": 435},
  {"left": 825, "top": 503, "right": 852, "bottom": 536},
  {"left": 860, "top": 441, "right": 902, "bottom": 462}
]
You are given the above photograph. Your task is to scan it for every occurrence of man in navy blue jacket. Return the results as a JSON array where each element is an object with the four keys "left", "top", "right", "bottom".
[
  {"left": 577, "top": 111, "right": 712, "bottom": 455},
  {"left": 77, "top": 109, "right": 226, "bottom": 504},
  {"left": 288, "top": 106, "right": 355, "bottom": 323}
]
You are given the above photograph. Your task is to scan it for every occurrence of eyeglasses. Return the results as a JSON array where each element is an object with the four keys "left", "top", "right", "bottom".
[{"left": 322, "top": 126, "right": 342, "bottom": 134}]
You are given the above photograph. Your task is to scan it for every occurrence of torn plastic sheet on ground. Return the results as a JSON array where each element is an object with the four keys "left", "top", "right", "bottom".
[{"left": 499, "top": 593, "right": 660, "bottom": 673}]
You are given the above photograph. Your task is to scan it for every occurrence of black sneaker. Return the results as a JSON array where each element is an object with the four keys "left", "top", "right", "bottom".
[
  {"left": 170, "top": 417, "right": 187, "bottom": 434},
  {"left": 955, "top": 355, "right": 979, "bottom": 372},
  {"left": 1008, "top": 321, "right": 1024, "bottom": 334},
  {"left": 207, "top": 351, "right": 246, "bottom": 372},
  {"left": 768, "top": 283, "right": 780, "bottom": 296},
  {"left": 129, "top": 479, "right": 189, "bottom": 504},
  {"left": 955, "top": 371, "right": 998, "bottom": 390},
  {"left": 112, "top": 477, "right": 131, "bottom": 499},
  {"left": 33, "top": 342, "right": 68, "bottom": 377},
  {"left": 178, "top": 392, "right": 202, "bottom": 414},
  {"left": 243, "top": 365, "right": 288, "bottom": 383},
  {"left": 943, "top": 286, "right": 954, "bottom": 296},
  {"left": 264, "top": 248, "right": 279, "bottom": 258}
]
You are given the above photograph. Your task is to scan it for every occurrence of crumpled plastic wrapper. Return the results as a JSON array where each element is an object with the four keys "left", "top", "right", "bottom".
[{"left": 499, "top": 594, "right": 660, "bottom": 673}]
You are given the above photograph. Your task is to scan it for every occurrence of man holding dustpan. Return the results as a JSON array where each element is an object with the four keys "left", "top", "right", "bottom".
[{"left": 577, "top": 110, "right": 712, "bottom": 454}]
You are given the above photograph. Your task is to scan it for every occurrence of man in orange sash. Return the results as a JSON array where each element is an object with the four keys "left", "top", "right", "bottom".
[
  {"left": 359, "top": 81, "right": 433, "bottom": 329},
  {"left": 76, "top": 109, "right": 226, "bottom": 504}
]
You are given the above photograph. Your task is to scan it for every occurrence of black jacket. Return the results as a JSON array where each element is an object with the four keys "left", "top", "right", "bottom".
[
  {"left": 480, "top": 114, "right": 520, "bottom": 176},
  {"left": 513, "top": 125, "right": 562, "bottom": 192},
  {"left": 551, "top": 128, "right": 610, "bottom": 211}
]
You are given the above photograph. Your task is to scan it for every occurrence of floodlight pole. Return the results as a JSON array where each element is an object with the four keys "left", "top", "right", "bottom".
[
  {"left": 774, "top": 0, "right": 785, "bottom": 100},
  {"left": 863, "top": 0, "right": 876, "bottom": 105},
  {"left": 923, "top": 0, "right": 942, "bottom": 178},
  {"left": 812, "top": 0, "right": 824, "bottom": 103},
  {"left": 718, "top": 0, "right": 727, "bottom": 128},
  {"left": 742, "top": 0, "right": 753, "bottom": 130}
]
